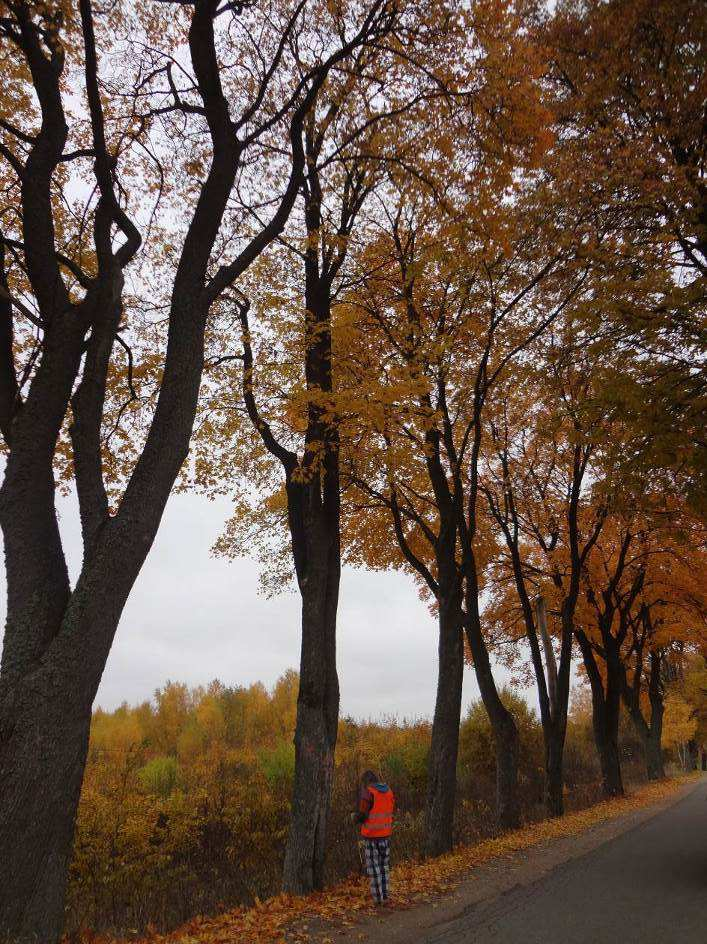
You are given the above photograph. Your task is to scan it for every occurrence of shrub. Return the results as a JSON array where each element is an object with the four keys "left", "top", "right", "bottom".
[
  {"left": 138, "top": 756, "right": 180, "bottom": 798},
  {"left": 258, "top": 740, "right": 296, "bottom": 788}
]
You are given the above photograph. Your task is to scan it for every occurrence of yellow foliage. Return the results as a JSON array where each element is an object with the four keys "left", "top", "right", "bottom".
[
  {"left": 91, "top": 777, "right": 692, "bottom": 944},
  {"left": 662, "top": 694, "right": 698, "bottom": 751}
]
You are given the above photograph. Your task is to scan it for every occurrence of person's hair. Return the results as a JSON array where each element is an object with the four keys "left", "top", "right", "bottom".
[{"left": 361, "top": 769, "right": 378, "bottom": 786}]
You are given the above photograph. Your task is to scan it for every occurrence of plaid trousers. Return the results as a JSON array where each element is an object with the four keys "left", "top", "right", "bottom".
[{"left": 363, "top": 837, "right": 391, "bottom": 903}]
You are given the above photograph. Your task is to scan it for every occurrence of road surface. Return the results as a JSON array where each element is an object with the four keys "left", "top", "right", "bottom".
[{"left": 423, "top": 776, "right": 707, "bottom": 944}]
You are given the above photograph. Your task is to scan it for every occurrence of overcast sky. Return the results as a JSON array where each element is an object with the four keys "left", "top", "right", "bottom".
[{"left": 0, "top": 489, "right": 530, "bottom": 720}]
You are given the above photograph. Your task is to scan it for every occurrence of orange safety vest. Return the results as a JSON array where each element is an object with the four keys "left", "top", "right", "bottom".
[{"left": 360, "top": 785, "right": 395, "bottom": 838}]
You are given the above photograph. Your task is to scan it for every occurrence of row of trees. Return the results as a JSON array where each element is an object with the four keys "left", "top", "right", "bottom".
[{"left": 0, "top": 0, "right": 704, "bottom": 940}]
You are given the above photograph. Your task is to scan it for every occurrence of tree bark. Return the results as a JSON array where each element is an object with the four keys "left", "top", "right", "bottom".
[
  {"left": 537, "top": 596, "right": 558, "bottom": 710},
  {"left": 644, "top": 651, "right": 665, "bottom": 780},
  {"left": 424, "top": 597, "right": 464, "bottom": 857},
  {"left": 594, "top": 726, "right": 624, "bottom": 796},
  {"left": 494, "top": 710, "right": 521, "bottom": 828},
  {"left": 281, "top": 173, "right": 342, "bottom": 891},
  {"left": 282, "top": 621, "right": 339, "bottom": 892},
  {"left": 591, "top": 677, "right": 624, "bottom": 797},
  {"left": 644, "top": 729, "right": 665, "bottom": 781},
  {"left": 576, "top": 626, "right": 624, "bottom": 798},
  {"left": 0, "top": 669, "right": 92, "bottom": 944},
  {"left": 626, "top": 696, "right": 664, "bottom": 781},
  {"left": 624, "top": 665, "right": 665, "bottom": 782},
  {"left": 544, "top": 725, "right": 565, "bottom": 816},
  {"left": 541, "top": 605, "right": 575, "bottom": 818},
  {"left": 0, "top": 516, "right": 156, "bottom": 943},
  {"left": 281, "top": 478, "right": 341, "bottom": 893},
  {"left": 465, "top": 610, "right": 520, "bottom": 829},
  {"left": 577, "top": 639, "right": 623, "bottom": 797},
  {"left": 0, "top": 5, "right": 301, "bottom": 937}
]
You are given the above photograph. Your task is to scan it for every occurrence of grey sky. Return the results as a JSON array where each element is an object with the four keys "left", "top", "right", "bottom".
[{"left": 0, "top": 489, "right": 523, "bottom": 720}]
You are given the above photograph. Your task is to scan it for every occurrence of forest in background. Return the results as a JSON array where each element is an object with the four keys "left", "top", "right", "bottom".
[{"left": 67, "top": 663, "right": 707, "bottom": 936}]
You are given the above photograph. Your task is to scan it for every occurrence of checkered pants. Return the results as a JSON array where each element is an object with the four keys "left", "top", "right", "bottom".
[{"left": 363, "top": 837, "right": 391, "bottom": 903}]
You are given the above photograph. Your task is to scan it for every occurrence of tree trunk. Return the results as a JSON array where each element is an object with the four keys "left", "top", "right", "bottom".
[
  {"left": 645, "top": 730, "right": 665, "bottom": 781},
  {"left": 0, "top": 283, "right": 209, "bottom": 940},
  {"left": 282, "top": 487, "right": 340, "bottom": 894},
  {"left": 536, "top": 596, "right": 558, "bottom": 710},
  {"left": 0, "top": 527, "right": 141, "bottom": 944},
  {"left": 534, "top": 598, "right": 569, "bottom": 818},
  {"left": 463, "top": 618, "right": 520, "bottom": 830},
  {"left": 544, "top": 725, "right": 565, "bottom": 817},
  {"left": 577, "top": 630, "right": 624, "bottom": 798},
  {"left": 645, "top": 651, "right": 665, "bottom": 780},
  {"left": 595, "top": 729, "right": 623, "bottom": 796},
  {"left": 543, "top": 611, "right": 574, "bottom": 819},
  {"left": 591, "top": 676, "right": 624, "bottom": 797},
  {"left": 0, "top": 677, "right": 92, "bottom": 943},
  {"left": 461, "top": 529, "right": 520, "bottom": 829},
  {"left": 424, "top": 599, "right": 464, "bottom": 857},
  {"left": 493, "top": 711, "right": 520, "bottom": 829},
  {"left": 626, "top": 706, "right": 665, "bottom": 782}
]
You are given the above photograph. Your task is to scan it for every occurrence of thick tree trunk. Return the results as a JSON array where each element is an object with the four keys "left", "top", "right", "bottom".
[
  {"left": 591, "top": 681, "right": 624, "bottom": 797},
  {"left": 533, "top": 597, "right": 569, "bottom": 818},
  {"left": 601, "top": 656, "right": 624, "bottom": 797},
  {"left": 464, "top": 618, "right": 520, "bottom": 830},
  {"left": 543, "top": 613, "right": 574, "bottom": 818},
  {"left": 493, "top": 711, "right": 520, "bottom": 829},
  {"left": 626, "top": 707, "right": 665, "bottom": 782},
  {"left": 577, "top": 631, "right": 624, "bottom": 798},
  {"left": 0, "top": 678, "right": 92, "bottom": 943},
  {"left": 544, "top": 726, "right": 565, "bottom": 817},
  {"left": 424, "top": 599, "right": 464, "bottom": 857},
  {"left": 645, "top": 730, "right": 665, "bottom": 781},
  {"left": 0, "top": 291, "right": 208, "bottom": 941},
  {"left": 0, "top": 529, "right": 141, "bottom": 944},
  {"left": 0, "top": 433, "right": 94, "bottom": 944},
  {"left": 645, "top": 652, "right": 665, "bottom": 781},
  {"left": 594, "top": 726, "right": 623, "bottom": 796},
  {"left": 282, "top": 490, "right": 340, "bottom": 894}
]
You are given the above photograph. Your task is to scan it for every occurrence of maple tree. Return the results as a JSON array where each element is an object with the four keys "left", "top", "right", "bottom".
[
  {"left": 476, "top": 0, "right": 707, "bottom": 808},
  {"left": 573, "top": 498, "right": 704, "bottom": 794},
  {"left": 0, "top": 0, "right": 400, "bottom": 939},
  {"left": 224, "top": 23, "right": 414, "bottom": 901},
  {"left": 193, "top": 0, "right": 558, "bottom": 862},
  {"left": 482, "top": 356, "right": 611, "bottom": 815},
  {"left": 188, "top": 1, "right": 467, "bottom": 892},
  {"left": 546, "top": 0, "right": 707, "bottom": 514},
  {"left": 341, "top": 135, "right": 593, "bottom": 840},
  {"left": 585, "top": 508, "right": 707, "bottom": 782}
]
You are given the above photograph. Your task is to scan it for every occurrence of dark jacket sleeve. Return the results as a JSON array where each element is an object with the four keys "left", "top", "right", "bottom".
[{"left": 354, "top": 785, "right": 373, "bottom": 824}]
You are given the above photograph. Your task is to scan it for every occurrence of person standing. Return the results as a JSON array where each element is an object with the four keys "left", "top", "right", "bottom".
[{"left": 353, "top": 769, "right": 395, "bottom": 905}]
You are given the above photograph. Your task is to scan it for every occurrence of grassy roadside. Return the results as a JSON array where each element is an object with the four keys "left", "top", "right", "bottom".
[{"left": 89, "top": 775, "right": 698, "bottom": 944}]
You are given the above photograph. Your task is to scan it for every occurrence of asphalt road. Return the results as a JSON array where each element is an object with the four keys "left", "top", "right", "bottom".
[{"left": 423, "top": 776, "right": 707, "bottom": 944}]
